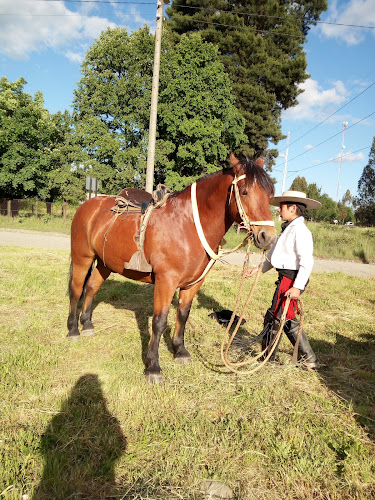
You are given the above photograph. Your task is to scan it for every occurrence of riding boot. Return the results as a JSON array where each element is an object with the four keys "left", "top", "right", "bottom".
[
  {"left": 260, "top": 309, "right": 282, "bottom": 361},
  {"left": 284, "top": 319, "right": 318, "bottom": 368}
]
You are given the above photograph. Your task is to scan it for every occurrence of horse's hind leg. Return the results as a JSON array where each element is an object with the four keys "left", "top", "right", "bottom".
[
  {"left": 172, "top": 282, "right": 203, "bottom": 363},
  {"left": 67, "top": 257, "right": 95, "bottom": 341},
  {"left": 80, "top": 259, "right": 111, "bottom": 337}
]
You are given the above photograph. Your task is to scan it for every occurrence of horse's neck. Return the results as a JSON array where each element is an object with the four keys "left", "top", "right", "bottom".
[{"left": 195, "top": 171, "right": 233, "bottom": 248}]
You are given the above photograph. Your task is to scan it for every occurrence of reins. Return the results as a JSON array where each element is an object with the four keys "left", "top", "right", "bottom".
[{"left": 220, "top": 242, "right": 304, "bottom": 375}]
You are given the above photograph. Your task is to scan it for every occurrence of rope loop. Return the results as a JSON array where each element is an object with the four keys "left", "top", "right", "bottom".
[{"left": 220, "top": 247, "right": 304, "bottom": 375}]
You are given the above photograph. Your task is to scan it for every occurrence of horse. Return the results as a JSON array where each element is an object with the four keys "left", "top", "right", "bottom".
[{"left": 67, "top": 153, "right": 277, "bottom": 382}]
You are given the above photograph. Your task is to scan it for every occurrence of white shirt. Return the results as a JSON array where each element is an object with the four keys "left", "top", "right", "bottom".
[{"left": 261, "top": 216, "right": 314, "bottom": 290}]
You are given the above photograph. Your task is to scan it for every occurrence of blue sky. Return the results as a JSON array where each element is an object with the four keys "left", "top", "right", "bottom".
[{"left": 1, "top": 0, "right": 374, "bottom": 201}]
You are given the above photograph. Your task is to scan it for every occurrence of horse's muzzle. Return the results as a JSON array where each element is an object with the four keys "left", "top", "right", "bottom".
[{"left": 254, "top": 227, "right": 277, "bottom": 250}]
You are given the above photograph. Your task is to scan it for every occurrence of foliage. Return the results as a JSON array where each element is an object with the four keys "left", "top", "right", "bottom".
[
  {"left": 0, "top": 77, "right": 53, "bottom": 200},
  {"left": 356, "top": 137, "right": 375, "bottom": 226},
  {"left": 166, "top": 0, "right": 328, "bottom": 165},
  {"left": 1, "top": 247, "right": 375, "bottom": 499},
  {"left": 73, "top": 28, "right": 246, "bottom": 193},
  {"left": 289, "top": 176, "right": 339, "bottom": 222},
  {"left": 0, "top": 78, "right": 85, "bottom": 203}
]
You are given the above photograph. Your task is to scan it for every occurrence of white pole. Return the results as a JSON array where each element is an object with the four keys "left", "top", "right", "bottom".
[
  {"left": 336, "top": 121, "right": 348, "bottom": 203},
  {"left": 281, "top": 131, "right": 290, "bottom": 194},
  {"left": 145, "top": 0, "right": 166, "bottom": 194}
]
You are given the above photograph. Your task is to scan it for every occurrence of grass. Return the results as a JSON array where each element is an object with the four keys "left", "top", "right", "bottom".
[{"left": 0, "top": 247, "right": 375, "bottom": 499}]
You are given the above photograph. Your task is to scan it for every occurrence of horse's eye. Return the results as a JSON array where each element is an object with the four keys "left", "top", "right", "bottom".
[{"left": 240, "top": 187, "right": 248, "bottom": 196}]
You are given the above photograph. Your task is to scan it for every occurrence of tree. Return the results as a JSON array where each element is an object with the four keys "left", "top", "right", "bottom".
[
  {"left": 47, "top": 111, "right": 86, "bottom": 203},
  {"left": 166, "top": 0, "right": 328, "bottom": 165},
  {"left": 0, "top": 77, "right": 54, "bottom": 200},
  {"left": 289, "top": 177, "right": 338, "bottom": 222},
  {"left": 73, "top": 27, "right": 246, "bottom": 193},
  {"left": 290, "top": 176, "right": 308, "bottom": 193},
  {"left": 356, "top": 137, "right": 375, "bottom": 226},
  {"left": 157, "top": 33, "right": 247, "bottom": 189}
]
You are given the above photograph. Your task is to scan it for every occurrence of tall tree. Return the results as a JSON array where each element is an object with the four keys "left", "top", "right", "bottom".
[
  {"left": 166, "top": 0, "right": 327, "bottom": 165},
  {"left": 290, "top": 176, "right": 338, "bottom": 222},
  {"left": 73, "top": 27, "right": 246, "bottom": 193},
  {"left": 0, "top": 77, "right": 54, "bottom": 200},
  {"left": 356, "top": 137, "right": 375, "bottom": 226}
]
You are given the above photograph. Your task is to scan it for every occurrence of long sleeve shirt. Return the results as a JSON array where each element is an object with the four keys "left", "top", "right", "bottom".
[{"left": 261, "top": 216, "right": 314, "bottom": 290}]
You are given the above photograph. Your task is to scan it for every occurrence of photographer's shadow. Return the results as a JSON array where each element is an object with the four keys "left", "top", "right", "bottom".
[{"left": 34, "top": 374, "right": 126, "bottom": 499}]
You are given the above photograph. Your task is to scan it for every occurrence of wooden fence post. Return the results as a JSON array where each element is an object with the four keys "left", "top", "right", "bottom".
[{"left": 7, "top": 200, "right": 11, "bottom": 218}]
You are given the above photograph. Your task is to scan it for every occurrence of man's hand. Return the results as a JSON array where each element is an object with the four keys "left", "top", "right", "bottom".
[
  {"left": 286, "top": 287, "right": 301, "bottom": 299},
  {"left": 245, "top": 267, "right": 259, "bottom": 278}
]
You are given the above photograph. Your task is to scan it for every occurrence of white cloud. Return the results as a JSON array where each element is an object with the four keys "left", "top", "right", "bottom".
[
  {"left": 305, "top": 144, "right": 314, "bottom": 150},
  {"left": 319, "top": 0, "right": 375, "bottom": 45},
  {"left": 283, "top": 78, "right": 348, "bottom": 121},
  {"left": 330, "top": 151, "right": 365, "bottom": 162},
  {"left": 0, "top": 0, "right": 116, "bottom": 60},
  {"left": 65, "top": 51, "right": 84, "bottom": 64}
]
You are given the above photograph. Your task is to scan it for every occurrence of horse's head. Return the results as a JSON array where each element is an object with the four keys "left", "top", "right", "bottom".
[{"left": 228, "top": 153, "right": 277, "bottom": 250}]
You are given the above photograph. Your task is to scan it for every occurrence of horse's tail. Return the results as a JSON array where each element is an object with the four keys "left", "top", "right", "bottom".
[{"left": 68, "top": 258, "right": 95, "bottom": 300}]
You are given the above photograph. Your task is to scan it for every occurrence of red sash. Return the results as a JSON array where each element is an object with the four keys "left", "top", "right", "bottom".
[{"left": 274, "top": 276, "right": 300, "bottom": 320}]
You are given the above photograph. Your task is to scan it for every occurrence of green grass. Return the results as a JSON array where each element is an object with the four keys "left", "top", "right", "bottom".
[{"left": 0, "top": 247, "right": 375, "bottom": 499}]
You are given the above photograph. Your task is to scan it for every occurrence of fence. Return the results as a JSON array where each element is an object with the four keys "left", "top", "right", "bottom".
[{"left": 0, "top": 199, "right": 71, "bottom": 220}]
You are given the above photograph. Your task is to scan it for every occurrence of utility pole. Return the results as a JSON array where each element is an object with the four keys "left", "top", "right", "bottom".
[
  {"left": 145, "top": 0, "right": 168, "bottom": 194},
  {"left": 336, "top": 121, "right": 348, "bottom": 203},
  {"left": 281, "top": 131, "right": 290, "bottom": 194}
]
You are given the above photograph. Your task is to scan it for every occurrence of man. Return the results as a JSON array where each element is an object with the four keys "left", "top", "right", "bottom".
[{"left": 246, "top": 190, "right": 321, "bottom": 368}]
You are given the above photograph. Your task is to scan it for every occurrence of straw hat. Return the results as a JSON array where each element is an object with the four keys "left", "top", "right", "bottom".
[{"left": 270, "top": 190, "right": 321, "bottom": 209}]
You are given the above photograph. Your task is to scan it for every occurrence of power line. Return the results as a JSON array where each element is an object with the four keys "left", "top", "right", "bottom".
[
  {"left": 283, "top": 145, "right": 371, "bottom": 179},
  {"left": 277, "top": 111, "right": 375, "bottom": 165},
  {"left": 277, "top": 81, "right": 375, "bottom": 154},
  {"left": 10, "top": 0, "right": 375, "bottom": 30}
]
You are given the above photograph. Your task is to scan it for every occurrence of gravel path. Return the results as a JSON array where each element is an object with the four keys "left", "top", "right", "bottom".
[{"left": 1, "top": 228, "right": 375, "bottom": 278}]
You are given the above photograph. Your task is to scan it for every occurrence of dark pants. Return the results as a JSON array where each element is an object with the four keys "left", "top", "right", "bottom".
[{"left": 262, "top": 274, "right": 317, "bottom": 365}]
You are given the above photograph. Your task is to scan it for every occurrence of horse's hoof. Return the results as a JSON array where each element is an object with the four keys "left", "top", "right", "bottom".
[
  {"left": 81, "top": 329, "right": 96, "bottom": 337},
  {"left": 174, "top": 355, "right": 192, "bottom": 364},
  {"left": 67, "top": 333, "right": 80, "bottom": 342},
  {"left": 145, "top": 372, "right": 164, "bottom": 384}
]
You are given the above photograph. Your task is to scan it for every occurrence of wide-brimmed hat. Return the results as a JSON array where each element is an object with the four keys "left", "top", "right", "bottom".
[{"left": 270, "top": 190, "right": 321, "bottom": 209}]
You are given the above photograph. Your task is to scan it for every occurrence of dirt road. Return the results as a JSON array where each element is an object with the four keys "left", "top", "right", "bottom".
[{"left": 1, "top": 228, "right": 374, "bottom": 278}]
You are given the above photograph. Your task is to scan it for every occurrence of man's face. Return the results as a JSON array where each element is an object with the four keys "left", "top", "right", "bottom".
[{"left": 278, "top": 202, "right": 297, "bottom": 222}]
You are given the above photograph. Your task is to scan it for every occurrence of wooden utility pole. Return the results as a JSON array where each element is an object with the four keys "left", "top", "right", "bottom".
[{"left": 145, "top": 0, "right": 168, "bottom": 193}]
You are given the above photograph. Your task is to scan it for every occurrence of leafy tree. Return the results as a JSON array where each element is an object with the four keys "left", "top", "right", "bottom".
[
  {"left": 0, "top": 77, "right": 54, "bottom": 200},
  {"left": 48, "top": 111, "right": 86, "bottom": 203},
  {"left": 290, "top": 176, "right": 308, "bottom": 193},
  {"left": 166, "top": 0, "right": 328, "bottom": 164},
  {"left": 157, "top": 33, "right": 247, "bottom": 189},
  {"left": 290, "top": 177, "right": 338, "bottom": 222},
  {"left": 355, "top": 137, "right": 375, "bottom": 226},
  {"left": 73, "top": 27, "right": 246, "bottom": 193}
]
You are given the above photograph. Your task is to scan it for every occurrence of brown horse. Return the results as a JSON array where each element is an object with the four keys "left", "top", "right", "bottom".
[{"left": 68, "top": 154, "right": 277, "bottom": 382}]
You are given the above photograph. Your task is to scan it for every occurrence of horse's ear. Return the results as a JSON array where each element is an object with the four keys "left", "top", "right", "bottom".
[
  {"left": 255, "top": 157, "right": 264, "bottom": 168},
  {"left": 230, "top": 152, "right": 241, "bottom": 176}
]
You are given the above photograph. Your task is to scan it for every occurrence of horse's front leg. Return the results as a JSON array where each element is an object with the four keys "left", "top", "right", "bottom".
[
  {"left": 172, "top": 281, "right": 204, "bottom": 363},
  {"left": 145, "top": 277, "right": 176, "bottom": 383}
]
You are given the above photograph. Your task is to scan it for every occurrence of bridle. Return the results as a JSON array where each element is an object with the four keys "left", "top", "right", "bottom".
[
  {"left": 230, "top": 174, "right": 275, "bottom": 232},
  {"left": 186, "top": 173, "right": 274, "bottom": 287}
]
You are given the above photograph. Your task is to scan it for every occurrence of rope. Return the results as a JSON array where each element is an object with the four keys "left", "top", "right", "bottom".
[{"left": 219, "top": 250, "right": 304, "bottom": 375}]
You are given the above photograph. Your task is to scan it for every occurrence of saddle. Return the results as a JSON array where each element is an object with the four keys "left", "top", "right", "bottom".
[{"left": 111, "top": 184, "right": 172, "bottom": 273}]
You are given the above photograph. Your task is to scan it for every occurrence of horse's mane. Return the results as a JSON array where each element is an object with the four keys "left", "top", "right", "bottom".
[
  {"left": 169, "top": 156, "right": 275, "bottom": 197},
  {"left": 237, "top": 156, "right": 275, "bottom": 197}
]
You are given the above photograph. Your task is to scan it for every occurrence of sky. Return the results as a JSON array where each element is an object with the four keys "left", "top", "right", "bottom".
[{"left": 1, "top": 0, "right": 375, "bottom": 201}]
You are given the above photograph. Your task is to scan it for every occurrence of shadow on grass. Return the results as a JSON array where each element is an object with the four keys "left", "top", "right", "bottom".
[{"left": 33, "top": 374, "right": 126, "bottom": 500}]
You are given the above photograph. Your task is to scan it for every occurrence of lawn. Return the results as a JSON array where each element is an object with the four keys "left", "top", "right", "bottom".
[{"left": 0, "top": 247, "right": 374, "bottom": 499}]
